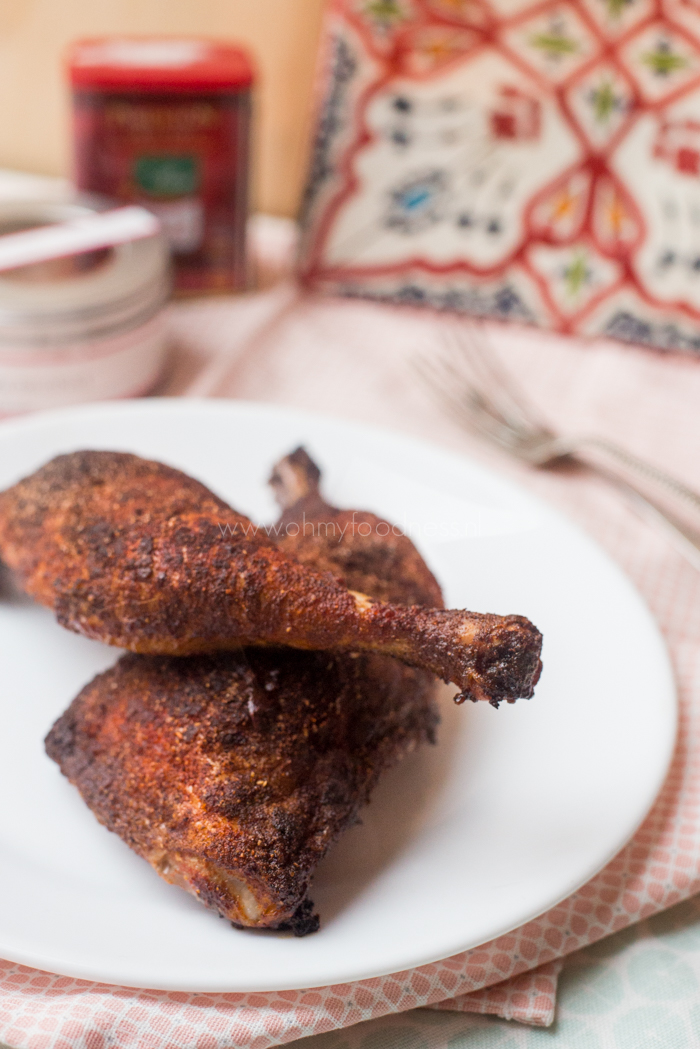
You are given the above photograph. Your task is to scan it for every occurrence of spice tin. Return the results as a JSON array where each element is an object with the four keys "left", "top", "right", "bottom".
[{"left": 68, "top": 38, "right": 254, "bottom": 295}]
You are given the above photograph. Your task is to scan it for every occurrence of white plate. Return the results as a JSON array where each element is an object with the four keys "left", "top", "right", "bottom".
[{"left": 0, "top": 399, "right": 676, "bottom": 992}]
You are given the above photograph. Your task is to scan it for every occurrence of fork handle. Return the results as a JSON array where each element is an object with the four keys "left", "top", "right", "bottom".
[
  {"left": 593, "top": 466, "right": 700, "bottom": 573},
  {"left": 559, "top": 439, "right": 700, "bottom": 572},
  {"left": 574, "top": 436, "right": 700, "bottom": 515}
]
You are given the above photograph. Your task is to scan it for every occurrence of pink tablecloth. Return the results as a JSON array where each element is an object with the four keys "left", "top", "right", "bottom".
[{"left": 1, "top": 282, "right": 700, "bottom": 1048}]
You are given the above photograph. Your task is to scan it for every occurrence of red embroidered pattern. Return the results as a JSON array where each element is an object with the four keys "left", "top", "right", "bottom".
[{"left": 301, "top": 0, "right": 700, "bottom": 351}]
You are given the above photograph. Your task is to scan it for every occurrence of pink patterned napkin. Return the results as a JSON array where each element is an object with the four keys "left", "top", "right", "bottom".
[{"left": 1, "top": 285, "right": 700, "bottom": 1048}]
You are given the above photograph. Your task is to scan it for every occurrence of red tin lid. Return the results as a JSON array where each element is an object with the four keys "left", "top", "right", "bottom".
[{"left": 68, "top": 37, "right": 255, "bottom": 93}]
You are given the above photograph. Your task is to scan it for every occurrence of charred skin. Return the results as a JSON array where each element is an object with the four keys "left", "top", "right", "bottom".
[
  {"left": 0, "top": 451, "right": 542, "bottom": 704},
  {"left": 45, "top": 648, "right": 439, "bottom": 933}
]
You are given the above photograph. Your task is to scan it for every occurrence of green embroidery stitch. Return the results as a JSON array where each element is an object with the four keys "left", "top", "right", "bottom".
[
  {"left": 563, "top": 253, "right": 590, "bottom": 297},
  {"left": 591, "top": 80, "right": 619, "bottom": 123},
  {"left": 530, "top": 28, "right": 578, "bottom": 59},
  {"left": 642, "top": 40, "right": 688, "bottom": 77},
  {"left": 605, "top": 0, "right": 631, "bottom": 20},
  {"left": 364, "top": 0, "right": 406, "bottom": 23}
]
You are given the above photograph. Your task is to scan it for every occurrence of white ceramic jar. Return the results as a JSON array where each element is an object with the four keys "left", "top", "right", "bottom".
[{"left": 0, "top": 200, "right": 170, "bottom": 416}]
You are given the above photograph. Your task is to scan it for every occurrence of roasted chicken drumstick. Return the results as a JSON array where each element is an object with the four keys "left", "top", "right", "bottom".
[
  {"left": 0, "top": 450, "right": 542, "bottom": 704},
  {"left": 46, "top": 451, "right": 441, "bottom": 933}
]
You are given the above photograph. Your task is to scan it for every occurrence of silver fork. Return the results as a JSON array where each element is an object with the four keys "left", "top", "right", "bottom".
[{"left": 418, "top": 324, "right": 700, "bottom": 573}]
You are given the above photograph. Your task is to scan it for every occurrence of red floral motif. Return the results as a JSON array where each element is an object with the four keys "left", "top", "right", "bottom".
[
  {"left": 490, "top": 86, "right": 541, "bottom": 138},
  {"left": 654, "top": 118, "right": 700, "bottom": 174}
]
